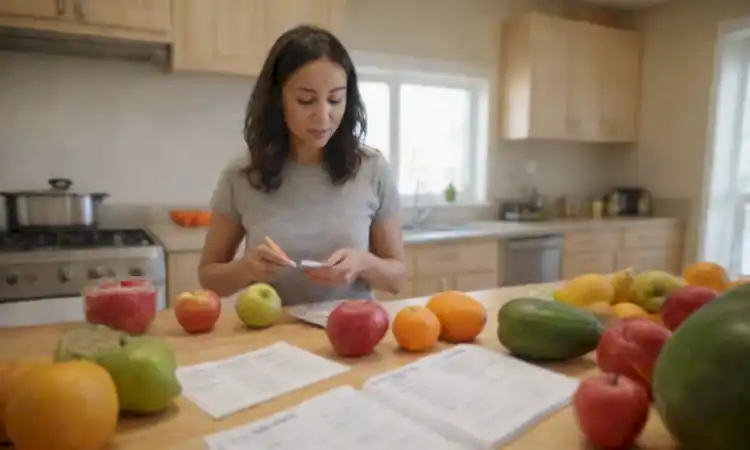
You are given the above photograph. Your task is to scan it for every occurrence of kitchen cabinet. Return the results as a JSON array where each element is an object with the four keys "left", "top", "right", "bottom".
[
  {"left": 562, "top": 221, "right": 683, "bottom": 279},
  {"left": 171, "top": 0, "right": 347, "bottom": 76},
  {"left": 0, "top": 0, "right": 172, "bottom": 42},
  {"left": 499, "top": 12, "right": 642, "bottom": 143}
]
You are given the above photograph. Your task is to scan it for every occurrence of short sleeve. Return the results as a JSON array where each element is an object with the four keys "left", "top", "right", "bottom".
[
  {"left": 210, "top": 162, "right": 242, "bottom": 222},
  {"left": 373, "top": 154, "right": 401, "bottom": 222}
]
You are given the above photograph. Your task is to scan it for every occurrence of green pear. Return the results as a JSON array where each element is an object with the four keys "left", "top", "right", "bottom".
[
  {"left": 630, "top": 270, "right": 684, "bottom": 313},
  {"left": 54, "top": 324, "right": 181, "bottom": 414}
]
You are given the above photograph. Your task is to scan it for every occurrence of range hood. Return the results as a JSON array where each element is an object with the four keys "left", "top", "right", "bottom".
[{"left": 0, "top": 26, "right": 170, "bottom": 66}]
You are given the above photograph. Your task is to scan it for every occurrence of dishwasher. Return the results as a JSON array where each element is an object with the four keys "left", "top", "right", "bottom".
[{"left": 502, "top": 235, "right": 564, "bottom": 286}]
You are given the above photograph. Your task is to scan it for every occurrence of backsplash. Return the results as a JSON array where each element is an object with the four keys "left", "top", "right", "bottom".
[{"left": 0, "top": 50, "right": 625, "bottom": 228}]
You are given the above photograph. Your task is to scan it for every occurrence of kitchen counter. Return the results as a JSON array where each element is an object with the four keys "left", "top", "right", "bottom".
[
  {"left": 0, "top": 283, "right": 674, "bottom": 449},
  {"left": 148, "top": 217, "right": 680, "bottom": 253}
]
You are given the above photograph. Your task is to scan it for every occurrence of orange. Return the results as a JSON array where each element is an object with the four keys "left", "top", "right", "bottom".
[
  {"left": 392, "top": 306, "right": 441, "bottom": 352},
  {"left": 0, "top": 359, "right": 48, "bottom": 443},
  {"left": 683, "top": 262, "right": 729, "bottom": 292},
  {"left": 6, "top": 360, "right": 119, "bottom": 450},
  {"left": 426, "top": 291, "right": 487, "bottom": 343}
]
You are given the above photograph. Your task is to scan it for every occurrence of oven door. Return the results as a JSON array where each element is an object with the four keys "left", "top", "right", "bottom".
[{"left": 0, "top": 296, "right": 85, "bottom": 328}]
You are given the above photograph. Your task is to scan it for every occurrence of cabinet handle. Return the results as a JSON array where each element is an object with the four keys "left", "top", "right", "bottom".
[
  {"left": 56, "top": 0, "right": 65, "bottom": 15},
  {"left": 74, "top": 0, "right": 85, "bottom": 19}
]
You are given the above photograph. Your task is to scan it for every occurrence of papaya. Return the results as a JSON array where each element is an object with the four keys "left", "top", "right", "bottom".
[
  {"left": 653, "top": 282, "right": 750, "bottom": 449},
  {"left": 497, "top": 297, "right": 605, "bottom": 361}
]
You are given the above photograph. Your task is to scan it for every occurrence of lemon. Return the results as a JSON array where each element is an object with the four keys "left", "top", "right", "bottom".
[{"left": 554, "top": 274, "right": 615, "bottom": 307}]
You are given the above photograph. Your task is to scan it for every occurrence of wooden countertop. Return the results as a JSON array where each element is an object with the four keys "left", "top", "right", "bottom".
[
  {"left": 0, "top": 283, "right": 675, "bottom": 449},
  {"left": 148, "top": 217, "right": 681, "bottom": 253}
]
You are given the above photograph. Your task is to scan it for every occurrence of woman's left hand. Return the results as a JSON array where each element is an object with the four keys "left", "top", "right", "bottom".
[{"left": 304, "top": 248, "right": 373, "bottom": 286}]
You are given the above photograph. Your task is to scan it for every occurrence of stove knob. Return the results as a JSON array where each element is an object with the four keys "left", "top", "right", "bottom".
[
  {"left": 88, "top": 267, "right": 105, "bottom": 280},
  {"left": 129, "top": 266, "right": 144, "bottom": 277},
  {"left": 5, "top": 272, "right": 19, "bottom": 286},
  {"left": 58, "top": 267, "right": 72, "bottom": 283}
]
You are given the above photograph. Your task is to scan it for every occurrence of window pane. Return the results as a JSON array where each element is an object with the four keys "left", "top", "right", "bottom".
[
  {"left": 398, "top": 84, "right": 471, "bottom": 196},
  {"left": 358, "top": 81, "right": 390, "bottom": 160}
]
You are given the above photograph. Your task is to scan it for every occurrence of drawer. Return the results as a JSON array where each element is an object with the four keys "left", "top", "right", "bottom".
[
  {"left": 374, "top": 280, "right": 414, "bottom": 301},
  {"left": 562, "top": 251, "right": 616, "bottom": 279},
  {"left": 412, "top": 277, "right": 453, "bottom": 297},
  {"left": 564, "top": 230, "right": 621, "bottom": 253},
  {"left": 413, "top": 241, "right": 498, "bottom": 277},
  {"left": 454, "top": 272, "right": 498, "bottom": 292},
  {"left": 621, "top": 225, "right": 681, "bottom": 250},
  {"left": 616, "top": 248, "right": 682, "bottom": 273}
]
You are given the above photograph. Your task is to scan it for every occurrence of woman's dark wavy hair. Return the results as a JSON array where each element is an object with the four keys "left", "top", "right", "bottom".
[{"left": 243, "top": 25, "right": 367, "bottom": 193}]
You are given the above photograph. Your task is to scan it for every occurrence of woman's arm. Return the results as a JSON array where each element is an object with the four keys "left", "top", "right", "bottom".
[
  {"left": 197, "top": 212, "right": 253, "bottom": 297},
  {"left": 359, "top": 215, "right": 407, "bottom": 295}
]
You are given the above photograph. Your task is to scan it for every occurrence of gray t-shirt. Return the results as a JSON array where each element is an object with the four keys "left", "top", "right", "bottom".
[{"left": 210, "top": 146, "right": 400, "bottom": 306}]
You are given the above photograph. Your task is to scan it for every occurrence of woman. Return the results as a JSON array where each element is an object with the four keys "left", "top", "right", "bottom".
[{"left": 198, "top": 25, "right": 406, "bottom": 306}]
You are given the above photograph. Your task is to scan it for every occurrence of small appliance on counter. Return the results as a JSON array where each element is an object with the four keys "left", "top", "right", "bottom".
[
  {"left": 602, "top": 187, "right": 653, "bottom": 217},
  {"left": 499, "top": 199, "right": 545, "bottom": 222}
]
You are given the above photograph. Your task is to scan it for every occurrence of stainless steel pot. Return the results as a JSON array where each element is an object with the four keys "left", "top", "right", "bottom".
[{"left": 2, "top": 178, "right": 109, "bottom": 230}]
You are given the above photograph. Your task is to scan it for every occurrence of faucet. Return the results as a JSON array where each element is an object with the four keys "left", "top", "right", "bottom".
[{"left": 407, "top": 180, "right": 431, "bottom": 229}]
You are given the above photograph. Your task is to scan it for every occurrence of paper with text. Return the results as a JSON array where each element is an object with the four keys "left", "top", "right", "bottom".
[
  {"left": 363, "top": 344, "right": 580, "bottom": 449},
  {"left": 286, "top": 299, "right": 344, "bottom": 327},
  {"left": 176, "top": 342, "right": 350, "bottom": 419},
  {"left": 204, "top": 386, "right": 469, "bottom": 450}
]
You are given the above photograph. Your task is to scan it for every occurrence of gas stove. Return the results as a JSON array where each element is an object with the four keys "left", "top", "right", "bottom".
[{"left": 0, "top": 228, "right": 166, "bottom": 305}]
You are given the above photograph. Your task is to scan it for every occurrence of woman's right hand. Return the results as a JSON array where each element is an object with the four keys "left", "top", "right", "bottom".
[{"left": 241, "top": 241, "right": 294, "bottom": 282}]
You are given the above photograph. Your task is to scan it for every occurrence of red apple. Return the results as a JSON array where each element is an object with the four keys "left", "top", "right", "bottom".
[
  {"left": 596, "top": 317, "right": 671, "bottom": 397},
  {"left": 573, "top": 373, "right": 651, "bottom": 449},
  {"left": 660, "top": 285, "right": 718, "bottom": 331},
  {"left": 325, "top": 300, "right": 390, "bottom": 357},
  {"left": 174, "top": 290, "right": 221, "bottom": 334}
]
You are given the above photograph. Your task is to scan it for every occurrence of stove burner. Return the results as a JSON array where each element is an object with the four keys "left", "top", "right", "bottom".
[{"left": 0, "top": 229, "right": 154, "bottom": 252}]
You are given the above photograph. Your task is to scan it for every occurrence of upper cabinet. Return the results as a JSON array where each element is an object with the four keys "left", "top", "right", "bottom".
[
  {"left": 172, "top": 0, "right": 347, "bottom": 77},
  {"left": 0, "top": 0, "right": 172, "bottom": 41},
  {"left": 499, "top": 13, "right": 642, "bottom": 143}
]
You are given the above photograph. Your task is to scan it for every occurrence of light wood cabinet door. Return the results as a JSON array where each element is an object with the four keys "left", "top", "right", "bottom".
[
  {"left": 599, "top": 28, "right": 641, "bottom": 142},
  {"left": 166, "top": 252, "right": 202, "bottom": 304},
  {"left": 172, "top": 0, "right": 266, "bottom": 76},
  {"left": 454, "top": 272, "right": 498, "bottom": 292},
  {"left": 265, "top": 0, "right": 346, "bottom": 45},
  {"left": 74, "top": 0, "right": 171, "bottom": 33},
  {"left": 562, "top": 251, "right": 616, "bottom": 279},
  {"left": 0, "top": 0, "right": 60, "bottom": 18},
  {"left": 527, "top": 14, "right": 571, "bottom": 140},
  {"left": 566, "top": 21, "right": 606, "bottom": 141},
  {"left": 616, "top": 249, "right": 680, "bottom": 274}
]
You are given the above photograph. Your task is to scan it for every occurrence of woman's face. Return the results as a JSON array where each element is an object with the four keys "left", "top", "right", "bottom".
[{"left": 282, "top": 58, "right": 348, "bottom": 153}]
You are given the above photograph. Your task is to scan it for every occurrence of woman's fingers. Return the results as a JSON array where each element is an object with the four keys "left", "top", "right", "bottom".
[{"left": 257, "top": 244, "right": 293, "bottom": 267}]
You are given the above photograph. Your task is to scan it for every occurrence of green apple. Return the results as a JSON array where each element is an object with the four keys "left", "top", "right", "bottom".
[
  {"left": 236, "top": 282, "right": 283, "bottom": 328},
  {"left": 54, "top": 324, "right": 182, "bottom": 414}
]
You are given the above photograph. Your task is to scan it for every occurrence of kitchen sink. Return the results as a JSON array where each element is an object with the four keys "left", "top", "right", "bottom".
[{"left": 401, "top": 223, "right": 475, "bottom": 233}]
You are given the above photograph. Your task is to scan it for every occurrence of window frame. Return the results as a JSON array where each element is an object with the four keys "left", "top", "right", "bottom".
[
  {"left": 351, "top": 51, "right": 492, "bottom": 208},
  {"left": 700, "top": 17, "right": 750, "bottom": 275}
]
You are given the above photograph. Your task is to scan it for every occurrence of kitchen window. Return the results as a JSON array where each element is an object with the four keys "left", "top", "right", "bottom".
[
  {"left": 701, "top": 17, "right": 750, "bottom": 275},
  {"left": 354, "top": 53, "right": 491, "bottom": 207}
]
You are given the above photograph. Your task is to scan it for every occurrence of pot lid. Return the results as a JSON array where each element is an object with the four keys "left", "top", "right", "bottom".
[{"left": 1, "top": 178, "right": 109, "bottom": 197}]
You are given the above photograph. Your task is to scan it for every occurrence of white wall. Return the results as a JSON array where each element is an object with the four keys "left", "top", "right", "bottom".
[{"left": 0, "top": 0, "right": 624, "bottom": 227}]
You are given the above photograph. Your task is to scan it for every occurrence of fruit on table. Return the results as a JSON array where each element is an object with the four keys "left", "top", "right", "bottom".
[
  {"left": 392, "top": 305, "right": 441, "bottom": 352},
  {"left": 84, "top": 277, "right": 157, "bottom": 335},
  {"left": 54, "top": 324, "right": 181, "bottom": 414},
  {"left": 683, "top": 261, "right": 729, "bottom": 292},
  {"left": 326, "top": 300, "right": 390, "bottom": 357},
  {"left": 497, "top": 297, "right": 605, "bottom": 361},
  {"left": 5, "top": 359, "right": 118, "bottom": 450},
  {"left": 585, "top": 301, "right": 616, "bottom": 325},
  {"left": 596, "top": 317, "right": 671, "bottom": 397},
  {"left": 630, "top": 270, "right": 684, "bottom": 313},
  {"left": 174, "top": 289, "right": 222, "bottom": 333},
  {"left": 573, "top": 373, "right": 650, "bottom": 449},
  {"left": 235, "top": 283, "right": 283, "bottom": 328},
  {"left": 553, "top": 273, "right": 614, "bottom": 307},
  {"left": 611, "top": 267, "right": 635, "bottom": 304},
  {"left": 426, "top": 291, "right": 487, "bottom": 343},
  {"left": 659, "top": 285, "right": 718, "bottom": 331},
  {"left": 653, "top": 282, "right": 750, "bottom": 449},
  {"left": 611, "top": 302, "right": 649, "bottom": 319}
]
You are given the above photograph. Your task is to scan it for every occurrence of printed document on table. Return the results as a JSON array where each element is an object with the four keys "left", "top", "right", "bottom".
[
  {"left": 176, "top": 341, "right": 350, "bottom": 419},
  {"left": 286, "top": 299, "right": 344, "bottom": 327},
  {"left": 204, "top": 386, "right": 470, "bottom": 450},
  {"left": 362, "top": 344, "right": 580, "bottom": 449}
]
